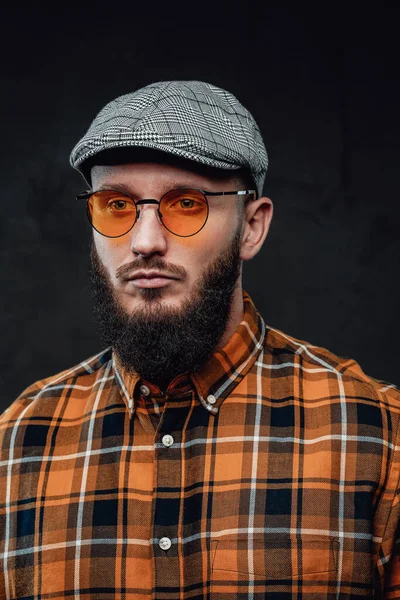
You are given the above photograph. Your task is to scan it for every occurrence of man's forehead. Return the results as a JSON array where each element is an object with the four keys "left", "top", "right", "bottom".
[{"left": 90, "top": 159, "right": 244, "bottom": 190}]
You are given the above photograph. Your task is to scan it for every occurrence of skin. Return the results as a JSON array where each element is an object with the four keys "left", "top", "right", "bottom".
[{"left": 91, "top": 161, "right": 274, "bottom": 349}]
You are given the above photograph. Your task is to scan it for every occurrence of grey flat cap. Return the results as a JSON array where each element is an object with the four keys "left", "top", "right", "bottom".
[{"left": 70, "top": 80, "right": 268, "bottom": 197}]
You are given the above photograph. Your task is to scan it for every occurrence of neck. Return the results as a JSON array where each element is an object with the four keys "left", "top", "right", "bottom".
[{"left": 216, "top": 283, "right": 244, "bottom": 350}]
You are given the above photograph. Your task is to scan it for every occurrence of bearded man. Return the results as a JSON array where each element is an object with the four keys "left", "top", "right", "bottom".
[{"left": 1, "top": 81, "right": 399, "bottom": 599}]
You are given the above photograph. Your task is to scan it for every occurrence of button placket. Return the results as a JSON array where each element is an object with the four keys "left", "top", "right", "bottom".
[{"left": 153, "top": 402, "right": 191, "bottom": 587}]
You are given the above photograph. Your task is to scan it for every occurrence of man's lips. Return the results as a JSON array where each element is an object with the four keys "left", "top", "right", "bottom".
[{"left": 126, "top": 271, "right": 180, "bottom": 289}]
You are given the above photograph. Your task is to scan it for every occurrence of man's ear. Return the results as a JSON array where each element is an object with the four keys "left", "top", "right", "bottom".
[{"left": 240, "top": 197, "right": 273, "bottom": 261}]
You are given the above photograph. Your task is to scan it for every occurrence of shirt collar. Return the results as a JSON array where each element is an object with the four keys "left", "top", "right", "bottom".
[
  {"left": 190, "top": 291, "right": 265, "bottom": 413},
  {"left": 113, "top": 290, "right": 265, "bottom": 415}
]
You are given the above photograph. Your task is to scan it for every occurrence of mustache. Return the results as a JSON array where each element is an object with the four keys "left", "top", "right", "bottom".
[{"left": 115, "top": 256, "right": 187, "bottom": 280}]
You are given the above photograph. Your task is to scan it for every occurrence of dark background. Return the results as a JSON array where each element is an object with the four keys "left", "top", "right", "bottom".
[{"left": 1, "top": 5, "right": 399, "bottom": 413}]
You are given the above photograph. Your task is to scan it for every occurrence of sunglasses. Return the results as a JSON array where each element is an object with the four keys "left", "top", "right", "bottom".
[{"left": 77, "top": 187, "right": 256, "bottom": 238}]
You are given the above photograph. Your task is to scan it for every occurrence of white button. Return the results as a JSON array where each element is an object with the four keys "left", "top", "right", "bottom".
[
  {"left": 159, "top": 537, "right": 172, "bottom": 551},
  {"left": 162, "top": 434, "right": 174, "bottom": 447},
  {"left": 140, "top": 384, "right": 151, "bottom": 397},
  {"left": 207, "top": 394, "right": 217, "bottom": 405}
]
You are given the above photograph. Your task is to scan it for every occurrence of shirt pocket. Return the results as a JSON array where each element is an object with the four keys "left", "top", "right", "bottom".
[{"left": 210, "top": 536, "right": 339, "bottom": 598}]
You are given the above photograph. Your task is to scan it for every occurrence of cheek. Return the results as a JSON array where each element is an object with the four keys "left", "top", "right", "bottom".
[
  {"left": 176, "top": 236, "right": 226, "bottom": 284},
  {"left": 189, "top": 212, "right": 239, "bottom": 258},
  {"left": 93, "top": 235, "right": 128, "bottom": 273},
  {"left": 177, "top": 231, "right": 219, "bottom": 260}
]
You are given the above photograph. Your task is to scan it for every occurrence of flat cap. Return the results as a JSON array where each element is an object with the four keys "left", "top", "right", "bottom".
[{"left": 70, "top": 80, "right": 268, "bottom": 197}]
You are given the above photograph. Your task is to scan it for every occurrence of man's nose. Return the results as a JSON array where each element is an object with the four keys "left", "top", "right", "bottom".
[{"left": 129, "top": 203, "right": 168, "bottom": 257}]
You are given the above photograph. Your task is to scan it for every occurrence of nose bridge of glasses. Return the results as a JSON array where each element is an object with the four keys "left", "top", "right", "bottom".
[
  {"left": 134, "top": 199, "right": 163, "bottom": 227},
  {"left": 135, "top": 199, "right": 161, "bottom": 216},
  {"left": 136, "top": 199, "right": 160, "bottom": 207}
]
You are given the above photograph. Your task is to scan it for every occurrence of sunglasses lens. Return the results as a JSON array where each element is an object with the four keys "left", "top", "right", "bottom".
[
  {"left": 160, "top": 189, "right": 208, "bottom": 236},
  {"left": 87, "top": 191, "right": 136, "bottom": 237}
]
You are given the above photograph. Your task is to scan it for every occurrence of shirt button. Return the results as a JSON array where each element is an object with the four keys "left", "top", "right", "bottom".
[
  {"left": 207, "top": 394, "right": 217, "bottom": 405},
  {"left": 162, "top": 434, "right": 174, "bottom": 447},
  {"left": 159, "top": 537, "right": 172, "bottom": 551},
  {"left": 140, "top": 384, "right": 151, "bottom": 397}
]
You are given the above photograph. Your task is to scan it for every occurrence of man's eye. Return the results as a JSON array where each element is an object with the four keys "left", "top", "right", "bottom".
[
  {"left": 180, "top": 199, "right": 195, "bottom": 209},
  {"left": 110, "top": 200, "right": 128, "bottom": 210}
]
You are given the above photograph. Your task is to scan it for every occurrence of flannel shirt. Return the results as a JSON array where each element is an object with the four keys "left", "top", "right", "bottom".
[{"left": 1, "top": 291, "right": 399, "bottom": 599}]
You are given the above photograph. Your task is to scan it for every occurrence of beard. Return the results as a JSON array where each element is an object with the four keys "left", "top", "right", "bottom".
[{"left": 89, "top": 227, "right": 242, "bottom": 390}]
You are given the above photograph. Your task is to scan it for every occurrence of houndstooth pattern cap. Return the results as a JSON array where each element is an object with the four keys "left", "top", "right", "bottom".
[{"left": 70, "top": 81, "right": 268, "bottom": 197}]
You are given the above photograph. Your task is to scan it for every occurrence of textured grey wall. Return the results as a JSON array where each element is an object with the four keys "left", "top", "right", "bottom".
[{"left": 1, "top": 6, "right": 399, "bottom": 412}]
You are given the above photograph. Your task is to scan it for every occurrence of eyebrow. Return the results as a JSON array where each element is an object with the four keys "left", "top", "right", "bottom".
[
  {"left": 96, "top": 183, "right": 137, "bottom": 195},
  {"left": 95, "top": 181, "right": 201, "bottom": 196}
]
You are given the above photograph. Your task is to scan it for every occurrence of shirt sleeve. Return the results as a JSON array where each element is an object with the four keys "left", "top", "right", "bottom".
[
  {"left": 374, "top": 402, "right": 400, "bottom": 599},
  {"left": 0, "top": 394, "right": 36, "bottom": 600},
  {"left": 383, "top": 536, "right": 400, "bottom": 598}
]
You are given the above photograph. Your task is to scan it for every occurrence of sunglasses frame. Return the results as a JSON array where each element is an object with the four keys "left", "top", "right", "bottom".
[{"left": 77, "top": 187, "right": 257, "bottom": 238}]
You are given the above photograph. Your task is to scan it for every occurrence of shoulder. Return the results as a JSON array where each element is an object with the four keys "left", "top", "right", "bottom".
[
  {"left": 262, "top": 324, "right": 400, "bottom": 413},
  {"left": 0, "top": 348, "right": 114, "bottom": 426}
]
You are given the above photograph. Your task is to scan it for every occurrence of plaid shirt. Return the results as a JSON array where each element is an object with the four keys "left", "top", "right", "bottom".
[{"left": 1, "top": 291, "right": 399, "bottom": 599}]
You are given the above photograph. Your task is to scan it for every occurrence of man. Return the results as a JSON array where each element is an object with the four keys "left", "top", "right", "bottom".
[{"left": 0, "top": 81, "right": 399, "bottom": 599}]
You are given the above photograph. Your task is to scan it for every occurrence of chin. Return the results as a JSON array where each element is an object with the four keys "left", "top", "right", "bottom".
[{"left": 121, "top": 290, "right": 185, "bottom": 314}]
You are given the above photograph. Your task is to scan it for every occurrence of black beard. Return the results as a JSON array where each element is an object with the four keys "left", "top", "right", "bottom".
[{"left": 89, "top": 228, "right": 242, "bottom": 390}]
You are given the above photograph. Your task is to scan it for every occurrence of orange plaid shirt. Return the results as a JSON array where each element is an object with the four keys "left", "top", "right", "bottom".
[{"left": 1, "top": 291, "right": 399, "bottom": 599}]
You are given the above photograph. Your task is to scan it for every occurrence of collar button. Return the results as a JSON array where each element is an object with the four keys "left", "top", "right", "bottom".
[{"left": 140, "top": 384, "right": 151, "bottom": 397}]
